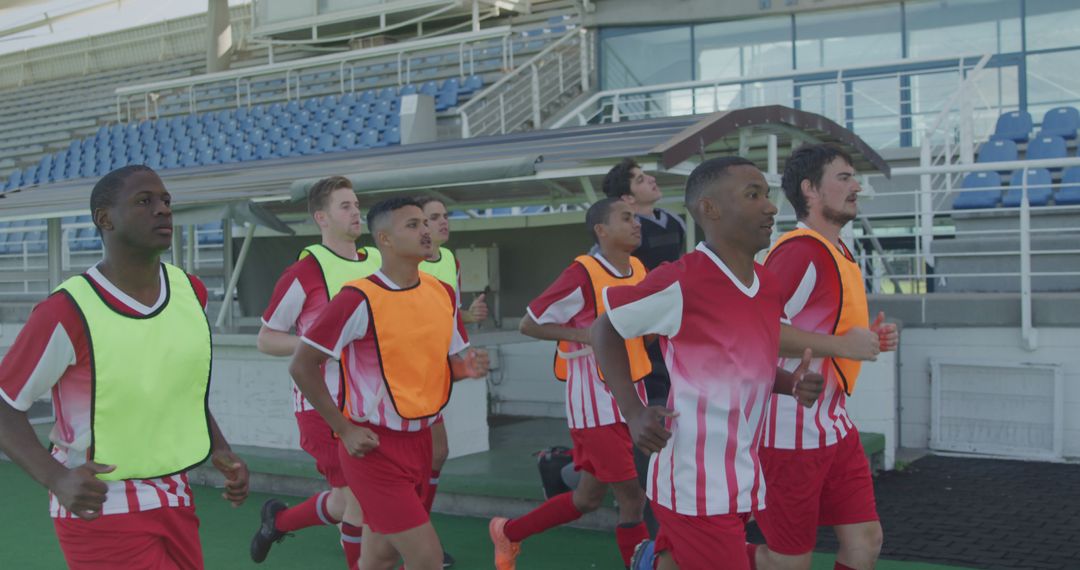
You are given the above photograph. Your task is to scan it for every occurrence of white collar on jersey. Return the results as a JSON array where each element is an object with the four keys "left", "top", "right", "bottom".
[
  {"left": 694, "top": 242, "right": 760, "bottom": 298},
  {"left": 374, "top": 270, "right": 405, "bottom": 290},
  {"left": 86, "top": 263, "right": 168, "bottom": 314},
  {"left": 591, "top": 252, "right": 632, "bottom": 277}
]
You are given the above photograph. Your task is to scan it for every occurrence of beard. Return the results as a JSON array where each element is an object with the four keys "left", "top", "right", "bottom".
[{"left": 822, "top": 201, "right": 856, "bottom": 226}]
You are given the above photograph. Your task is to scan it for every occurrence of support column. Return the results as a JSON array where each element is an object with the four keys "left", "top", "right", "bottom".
[
  {"left": 47, "top": 218, "right": 62, "bottom": 290},
  {"left": 206, "top": 0, "right": 233, "bottom": 74}
]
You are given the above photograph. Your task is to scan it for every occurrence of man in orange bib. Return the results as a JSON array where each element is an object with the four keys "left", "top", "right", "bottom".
[
  {"left": 751, "top": 144, "right": 899, "bottom": 570},
  {"left": 489, "top": 198, "right": 650, "bottom": 569},
  {"left": 289, "top": 197, "right": 489, "bottom": 570}
]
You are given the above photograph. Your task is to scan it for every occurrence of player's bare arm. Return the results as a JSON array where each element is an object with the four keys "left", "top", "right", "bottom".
[
  {"left": 450, "top": 348, "right": 490, "bottom": 380},
  {"left": 772, "top": 348, "right": 826, "bottom": 408},
  {"left": 0, "top": 400, "right": 114, "bottom": 520},
  {"left": 518, "top": 313, "right": 591, "bottom": 345},
  {"left": 591, "top": 314, "right": 676, "bottom": 455},
  {"left": 289, "top": 341, "right": 378, "bottom": 458},
  {"left": 256, "top": 324, "right": 300, "bottom": 357},
  {"left": 780, "top": 323, "right": 880, "bottom": 361},
  {"left": 208, "top": 413, "right": 249, "bottom": 507}
]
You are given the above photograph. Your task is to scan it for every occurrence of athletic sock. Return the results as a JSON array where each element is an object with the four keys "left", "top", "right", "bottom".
[
  {"left": 503, "top": 491, "right": 583, "bottom": 543},
  {"left": 422, "top": 469, "right": 441, "bottom": 513},
  {"left": 745, "top": 543, "right": 759, "bottom": 570},
  {"left": 274, "top": 490, "right": 339, "bottom": 532},
  {"left": 341, "top": 522, "right": 363, "bottom": 570},
  {"left": 833, "top": 563, "right": 857, "bottom": 570},
  {"left": 615, "top": 522, "right": 649, "bottom": 566}
]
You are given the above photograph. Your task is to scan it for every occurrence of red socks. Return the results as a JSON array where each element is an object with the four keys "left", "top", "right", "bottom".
[
  {"left": 834, "top": 563, "right": 857, "bottom": 570},
  {"left": 615, "top": 522, "right": 650, "bottom": 566},
  {"left": 746, "top": 543, "right": 759, "bottom": 570},
  {"left": 503, "top": 492, "right": 583, "bottom": 543},
  {"left": 341, "top": 522, "right": 363, "bottom": 570},
  {"left": 274, "top": 490, "right": 338, "bottom": 532},
  {"left": 422, "top": 469, "right": 441, "bottom": 513}
]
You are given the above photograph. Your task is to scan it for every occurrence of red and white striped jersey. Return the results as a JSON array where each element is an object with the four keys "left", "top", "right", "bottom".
[
  {"left": 762, "top": 225, "right": 855, "bottom": 450},
  {"left": 0, "top": 264, "right": 203, "bottom": 518},
  {"left": 301, "top": 271, "right": 469, "bottom": 432},
  {"left": 262, "top": 255, "right": 345, "bottom": 413},
  {"left": 526, "top": 253, "right": 648, "bottom": 429},
  {"left": 605, "top": 244, "right": 783, "bottom": 516}
]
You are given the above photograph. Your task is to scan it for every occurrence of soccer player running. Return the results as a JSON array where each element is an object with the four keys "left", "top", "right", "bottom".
[
  {"left": 602, "top": 159, "right": 685, "bottom": 536},
  {"left": 591, "top": 157, "right": 825, "bottom": 570},
  {"left": 289, "top": 197, "right": 489, "bottom": 570},
  {"left": 0, "top": 165, "right": 249, "bottom": 569},
  {"left": 750, "top": 144, "right": 898, "bottom": 570},
  {"left": 489, "top": 198, "right": 651, "bottom": 569},
  {"left": 415, "top": 196, "right": 488, "bottom": 569},
  {"left": 252, "top": 176, "right": 378, "bottom": 566}
]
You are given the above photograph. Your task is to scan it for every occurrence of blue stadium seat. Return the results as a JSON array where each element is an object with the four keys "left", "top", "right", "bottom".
[
  {"left": 235, "top": 107, "right": 250, "bottom": 121},
  {"left": 373, "top": 100, "right": 391, "bottom": 115},
  {"left": 239, "top": 144, "right": 256, "bottom": 161},
  {"left": 345, "top": 116, "right": 365, "bottom": 133},
  {"left": 1058, "top": 167, "right": 1080, "bottom": 205},
  {"left": 378, "top": 87, "right": 397, "bottom": 101},
  {"left": 1036, "top": 106, "right": 1080, "bottom": 139},
  {"left": 953, "top": 172, "right": 1002, "bottom": 210},
  {"left": 248, "top": 130, "right": 266, "bottom": 146},
  {"left": 419, "top": 81, "right": 439, "bottom": 97},
  {"left": 250, "top": 105, "right": 267, "bottom": 119},
  {"left": 275, "top": 139, "right": 294, "bottom": 157},
  {"left": 145, "top": 154, "right": 163, "bottom": 170},
  {"left": 321, "top": 95, "right": 338, "bottom": 108},
  {"left": 254, "top": 141, "right": 274, "bottom": 160},
  {"left": 976, "top": 139, "right": 1018, "bottom": 163},
  {"left": 222, "top": 120, "right": 239, "bottom": 135},
  {"left": 267, "top": 127, "right": 285, "bottom": 143},
  {"left": 385, "top": 127, "right": 401, "bottom": 145},
  {"left": 333, "top": 105, "right": 351, "bottom": 120},
  {"left": 328, "top": 119, "right": 345, "bottom": 136},
  {"left": 303, "top": 98, "right": 320, "bottom": 112},
  {"left": 399, "top": 84, "right": 418, "bottom": 96},
  {"left": 317, "top": 133, "right": 337, "bottom": 152},
  {"left": 340, "top": 131, "right": 359, "bottom": 150},
  {"left": 198, "top": 148, "right": 219, "bottom": 165},
  {"left": 389, "top": 114, "right": 401, "bottom": 128},
  {"left": 360, "top": 129, "right": 380, "bottom": 148},
  {"left": 313, "top": 107, "right": 331, "bottom": 123},
  {"left": 359, "top": 90, "right": 376, "bottom": 104},
  {"left": 992, "top": 110, "right": 1033, "bottom": 143},
  {"left": 1004, "top": 168, "right": 1053, "bottom": 207},
  {"left": 286, "top": 124, "right": 303, "bottom": 140},
  {"left": 180, "top": 148, "right": 199, "bottom": 168},
  {"left": 367, "top": 114, "right": 387, "bottom": 131},
  {"left": 269, "top": 102, "right": 285, "bottom": 117},
  {"left": 163, "top": 153, "right": 180, "bottom": 169},
  {"left": 352, "top": 102, "right": 371, "bottom": 117},
  {"left": 297, "top": 136, "right": 315, "bottom": 155},
  {"left": 194, "top": 135, "right": 212, "bottom": 152},
  {"left": 463, "top": 75, "right": 484, "bottom": 94},
  {"left": 1026, "top": 135, "right": 1067, "bottom": 163},
  {"left": 228, "top": 132, "right": 246, "bottom": 147}
]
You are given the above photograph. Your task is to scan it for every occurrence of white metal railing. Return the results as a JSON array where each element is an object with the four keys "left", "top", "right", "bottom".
[
  {"left": 457, "top": 28, "right": 590, "bottom": 138},
  {"left": 114, "top": 27, "right": 514, "bottom": 122},
  {"left": 550, "top": 54, "right": 1008, "bottom": 150}
]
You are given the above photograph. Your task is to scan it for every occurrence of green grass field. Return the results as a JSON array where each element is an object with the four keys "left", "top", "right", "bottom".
[{"left": 0, "top": 461, "right": 970, "bottom": 569}]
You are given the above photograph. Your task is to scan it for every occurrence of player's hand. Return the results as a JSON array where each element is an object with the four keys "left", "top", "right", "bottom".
[
  {"left": 211, "top": 449, "right": 249, "bottom": 507},
  {"left": 468, "top": 294, "right": 489, "bottom": 322},
  {"left": 870, "top": 312, "right": 898, "bottom": 353},
  {"left": 627, "top": 405, "right": 678, "bottom": 455},
  {"left": 839, "top": 327, "right": 880, "bottom": 361},
  {"left": 462, "top": 348, "right": 490, "bottom": 378},
  {"left": 340, "top": 424, "right": 379, "bottom": 458},
  {"left": 51, "top": 461, "right": 114, "bottom": 521},
  {"left": 790, "top": 348, "right": 825, "bottom": 408}
]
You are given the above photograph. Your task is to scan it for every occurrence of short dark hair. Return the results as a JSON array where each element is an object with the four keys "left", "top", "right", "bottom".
[
  {"left": 601, "top": 158, "right": 640, "bottom": 199},
  {"left": 683, "top": 156, "right": 757, "bottom": 223},
  {"left": 584, "top": 197, "right": 622, "bottom": 244},
  {"left": 307, "top": 176, "right": 353, "bottom": 218},
  {"left": 366, "top": 196, "right": 422, "bottom": 233},
  {"left": 781, "top": 143, "right": 854, "bottom": 219},
  {"left": 415, "top": 196, "right": 445, "bottom": 209},
  {"left": 90, "top": 165, "right": 155, "bottom": 229}
]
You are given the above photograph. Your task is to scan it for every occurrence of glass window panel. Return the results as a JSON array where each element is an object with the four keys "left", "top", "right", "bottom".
[
  {"left": 695, "top": 16, "right": 793, "bottom": 81},
  {"left": 794, "top": 5, "right": 901, "bottom": 70},
  {"left": 851, "top": 77, "right": 901, "bottom": 148},
  {"left": 1025, "top": 0, "right": 1080, "bottom": 51},
  {"left": 600, "top": 27, "right": 692, "bottom": 90},
  {"left": 905, "top": 0, "right": 1021, "bottom": 59},
  {"left": 1026, "top": 50, "right": 1080, "bottom": 124}
]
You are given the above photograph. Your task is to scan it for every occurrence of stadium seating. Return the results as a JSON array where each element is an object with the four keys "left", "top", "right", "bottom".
[
  {"left": 1003, "top": 168, "right": 1053, "bottom": 207},
  {"left": 1057, "top": 167, "right": 1080, "bottom": 206},
  {"left": 1040, "top": 106, "right": 1079, "bottom": 140},
  {"left": 991, "top": 110, "right": 1033, "bottom": 143},
  {"left": 0, "top": 75, "right": 492, "bottom": 191},
  {"left": 953, "top": 171, "right": 1003, "bottom": 210},
  {"left": 1025, "top": 134, "right": 1067, "bottom": 164},
  {"left": 976, "top": 139, "right": 1018, "bottom": 163}
]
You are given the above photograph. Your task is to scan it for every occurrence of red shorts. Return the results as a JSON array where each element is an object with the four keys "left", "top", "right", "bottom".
[
  {"left": 54, "top": 506, "right": 202, "bottom": 569},
  {"left": 653, "top": 503, "right": 751, "bottom": 570},
  {"left": 570, "top": 423, "right": 638, "bottom": 483},
  {"left": 296, "top": 410, "right": 347, "bottom": 488},
  {"left": 339, "top": 421, "right": 432, "bottom": 535},
  {"left": 755, "top": 429, "right": 879, "bottom": 555}
]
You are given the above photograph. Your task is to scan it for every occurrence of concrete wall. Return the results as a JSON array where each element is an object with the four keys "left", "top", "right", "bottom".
[{"left": 897, "top": 327, "right": 1080, "bottom": 459}]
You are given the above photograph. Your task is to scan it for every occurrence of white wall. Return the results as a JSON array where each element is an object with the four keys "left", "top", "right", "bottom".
[
  {"left": 898, "top": 327, "right": 1080, "bottom": 459},
  {"left": 845, "top": 352, "right": 898, "bottom": 470}
]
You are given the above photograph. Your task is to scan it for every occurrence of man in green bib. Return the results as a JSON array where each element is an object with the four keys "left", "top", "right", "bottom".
[{"left": 0, "top": 165, "right": 249, "bottom": 569}]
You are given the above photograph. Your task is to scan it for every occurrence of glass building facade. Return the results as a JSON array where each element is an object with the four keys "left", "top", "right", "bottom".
[{"left": 597, "top": 0, "right": 1080, "bottom": 148}]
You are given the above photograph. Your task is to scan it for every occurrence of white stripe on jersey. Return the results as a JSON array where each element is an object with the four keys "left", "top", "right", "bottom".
[{"left": 48, "top": 449, "right": 193, "bottom": 518}]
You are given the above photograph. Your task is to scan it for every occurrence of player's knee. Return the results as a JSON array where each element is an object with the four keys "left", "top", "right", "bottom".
[
  {"left": 572, "top": 488, "right": 604, "bottom": 513},
  {"left": 860, "top": 523, "right": 884, "bottom": 555}
]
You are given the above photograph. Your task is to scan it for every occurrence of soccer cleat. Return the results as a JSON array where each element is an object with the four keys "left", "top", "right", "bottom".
[
  {"left": 250, "top": 498, "right": 289, "bottom": 563},
  {"left": 489, "top": 517, "right": 521, "bottom": 570},
  {"left": 442, "top": 550, "right": 456, "bottom": 568},
  {"left": 629, "top": 539, "right": 656, "bottom": 570}
]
